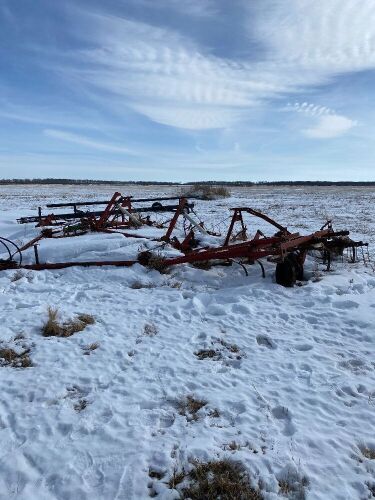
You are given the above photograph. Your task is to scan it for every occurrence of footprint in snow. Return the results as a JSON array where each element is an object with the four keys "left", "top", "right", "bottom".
[
  {"left": 271, "top": 405, "right": 297, "bottom": 436},
  {"left": 231, "top": 303, "right": 251, "bottom": 314},
  {"left": 333, "top": 299, "right": 360, "bottom": 310},
  {"left": 294, "top": 343, "right": 313, "bottom": 352},
  {"left": 256, "top": 335, "right": 276, "bottom": 349},
  {"left": 338, "top": 358, "right": 369, "bottom": 374}
]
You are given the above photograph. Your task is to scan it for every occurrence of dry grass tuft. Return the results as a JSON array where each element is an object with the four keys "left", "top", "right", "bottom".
[
  {"left": 77, "top": 314, "right": 95, "bottom": 326},
  {"left": 195, "top": 349, "right": 222, "bottom": 361},
  {"left": 148, "top": 253, "right": 170, "bottom": 274},
  {"left": 82, "top": 342, "right": 99, "bottom": 355},
  {"left": 11, "top": 270, "right": 25, "bottom": 282},
  {"left": 149, "top": 469, "right": 166, "bottom": 480},
  {"left": 42, "top": 307, "right": 61, "bottom": 336},
  {"left": 366, "top": 481, "right": 375, "bottom": 497},
  {"left": 169, "top": 281, "right": 182, "bottom": 289},
  {"left": 73, "top": 399, "right": 89, "bottom": 412},
  {"left": 195, "top": 339, "right": 242, "bottom": 362},
  {"left": 138, "top": 251, "right": 170, "bottom": 274},
  {"left": 278, "top": 473, "right": 309, "bottom": 499},
  {"left": 182, "top": 184, "right": 231, "bottom": 200},
  {"left": 178, "top": 395, "right": 207, "bottom": 421},
  {"left": 144, "top": 323, "right": 158, "bottom": 337},
  {"left": 359, "top": 444, "right": 375, "bottom": 460},
  {"left": 208, "top": 408, "right": 221, "bottom": 418},
  {"left": 168, "top": 468, "right": 186, "bottom": 490},
  {"left": 168, "top": 459, "right": 263, "bottom": 499},
  {"left": 42, "top": 307, "right": 95, "bottom": 337},
  {"left": 219, "top": 339, "right": 240, "bottom": 354},
  {"left": 10, "top": 270, "right": 34, "bottom": 283},
  {"left": 0, "top": 347, "right": 32, "bottom": 368},
  {"left": 130, "top": 280, "right": 155, "bottom": 289},
  {"left": 223, "top": 441, "right": 242, "bottom": 451}
]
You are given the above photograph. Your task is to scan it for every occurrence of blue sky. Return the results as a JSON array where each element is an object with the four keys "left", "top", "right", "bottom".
[{"left": 1, "top": 0, "right": 375, "bottom": 181}]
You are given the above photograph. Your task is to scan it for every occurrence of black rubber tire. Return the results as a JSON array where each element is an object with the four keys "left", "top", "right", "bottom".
[
  {"left": 275, "top": 257, "right": 297, "bottom": 287},
  {"left": 152, "top": 202, "right": 163, "bottom": 209},
  {"left": 288, "top": 253, "right": 304, "bottom": 281}
]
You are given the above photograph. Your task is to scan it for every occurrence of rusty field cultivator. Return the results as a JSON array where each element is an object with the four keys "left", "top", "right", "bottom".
[{"left": 0, "top": 192, "right": 369, "bottom": 287}]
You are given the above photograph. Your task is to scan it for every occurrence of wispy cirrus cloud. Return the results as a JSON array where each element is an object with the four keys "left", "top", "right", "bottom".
[
  {"left": 126, "top": 0, "right": 217, "bottom": 17},
  {"left": 57, "top": 1, "right": 375, "bottom": 132},
  {"left": 253, "top": 0, "right": 375, "bottom": 76},
  {"left": 44, "top": 129, "right": 135, "bottom": 154},
  {"left": 63, "top": 13, "right": 266, "bottom": 130},
  {"left": 2, "top": 0, "right": 375, "bottom": 180}
]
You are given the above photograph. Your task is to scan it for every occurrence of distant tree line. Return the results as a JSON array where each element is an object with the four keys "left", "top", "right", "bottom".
[
  {"left": 0, "top": 178, "right": 177, "bottom": 186},
  {"left": 0, "top": 178, "right": 375, "bottom": 186},
  {"left": 185, "top": 180, "right": 375, "bottom": 186}
]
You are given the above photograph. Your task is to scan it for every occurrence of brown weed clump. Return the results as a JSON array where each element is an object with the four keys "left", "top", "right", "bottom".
[
  {"left": 168, "top": 459, "right": 263, "bottom": 499},
  {"left": 42, "top": 307, "right": 95, "bottom": 337}
]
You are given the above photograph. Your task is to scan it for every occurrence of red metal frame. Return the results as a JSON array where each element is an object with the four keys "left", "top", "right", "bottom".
[
  {"left": 3, "top": 200, "right": 367, "bottom": 281},
  {"left": 224, "top": 207, "right": 289, "bottom": 246},
  {"left": 160, "top": 198, "right": 188, "bottom": 242}
]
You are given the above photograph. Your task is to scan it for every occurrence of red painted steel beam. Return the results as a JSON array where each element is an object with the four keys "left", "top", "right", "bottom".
[
  {"left": 20, "top": 260, "right": 136, "bottom": 270},
  {"left": 163, "top": 236, "right": 282, "bottom": 266},
  {"left": 95, "top": 192, "right": 122, "bottom": 230},
  {"left": 231, "top": 207, "right": 289, "bottom": 234},
  {"left": 18, "top": 234, "right": 45, "bottom": 252},
  {"left": 161, "top": 197, "right": 188, "bottom": 242}
]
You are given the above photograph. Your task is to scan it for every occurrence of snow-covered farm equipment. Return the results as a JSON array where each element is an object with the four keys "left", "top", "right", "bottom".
[
  {"left": 1, "top": 192, "right": 369, "bottom": 286},
  {"left": 17, "top": 192, "right": 195, "bottom": 230}
]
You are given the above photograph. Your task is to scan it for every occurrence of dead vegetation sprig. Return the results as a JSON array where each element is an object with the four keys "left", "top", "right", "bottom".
[
  {"left": 168, "top": 468, "right": 186, "bottom": 490},
  {"left": 195, "top": 348, "right": 222, "bottom": 360},
  {"left": 73, "top": 399, "right": 89, "bottom": 412},
  {"left": 10, "top": 270, "right": 34, "bottom": 283},
  {"left": 0, "top": 335, "right": 32, "bottom": 368},
  {"left": 219, "top": 339, "right": 240, "bottom": 354},
  {"left": 177, "top": 395, "right": 208, "bottom": 422},
  {"left": 366, "top": 481, "right": 375, "bottom": 497},
  {"left": 42, "top": 307, "right": 95, "bottom": 337},
  {"left": 277, "top": 470, "right": 309, "bottom": 499},
  {"left": 359, "top": 444, "right": 375, "bottom": 460},
  {"left": 10, "top": 270, "right": 26, "bottom": 282},
  {"left": 64, "top": 385, "right": 90, "bottom": 412},
  {"left": 195, "top": 338, "right": 242, "bottom": 362},
  {"left": 144, "top": 323, "right": 158, "bottom": 337},
  {"left": 182, "top": 184, "right": 231, "bottom": 200},
  {"left": 82, "top": 342, "right": 99, "bottom": 355},
  {"left": 221, "top": 440, "right": 259, "bottom": 454},
  {"left": 138, "top": 250, "right": 170, "bottom": 274},
  {"left": 0, "top": 347, "right": 32, "bottom": 368},
  {"left": 168, "top": 459, "right": 263, "bottom": 500},
  {"left": 130, "top": 280, "right": 156, "bottom": 289}
]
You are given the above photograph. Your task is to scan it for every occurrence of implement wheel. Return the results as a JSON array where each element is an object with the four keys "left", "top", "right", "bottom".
[{"left": 275, "top": 254, "right": 302, "bottom": 287}]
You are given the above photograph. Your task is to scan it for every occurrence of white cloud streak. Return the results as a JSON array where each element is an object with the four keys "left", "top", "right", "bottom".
[
  {"left": 62, "top": 12, "right": 284, "bottom": 130},
  {"left": 58, "top": 1, "right": 375, "bottom": 131},
  {"left": 254, "top": 0, "right": 375, "bottom": 76},
  {"left": 285, "top": 101, "right": 357, "bottom": 138},
  {"left": 303, "top": 115, "right": 357, "bottom": 139},
  {"left": 44, "top": 129, "right": 135, "bottom": 154},
  {"left": 126, "top": 0, "right": 216, "bottom": 17}
]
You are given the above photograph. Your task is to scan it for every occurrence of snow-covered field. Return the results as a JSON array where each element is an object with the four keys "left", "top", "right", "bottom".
[{"left": 0, "top": 184, "right": 375, "bottom": 500}]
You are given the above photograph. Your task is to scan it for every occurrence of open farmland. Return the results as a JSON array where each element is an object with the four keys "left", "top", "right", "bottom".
[{"left": 0, "top": 184, "right": 375, "bottom": 499}]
